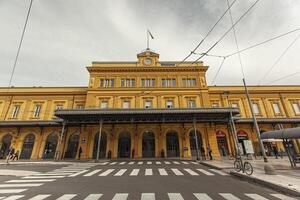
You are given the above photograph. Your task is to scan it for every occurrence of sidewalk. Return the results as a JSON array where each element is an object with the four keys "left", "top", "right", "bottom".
[{"left": 201, "top": 157, "right": 300, "bottom": 197}]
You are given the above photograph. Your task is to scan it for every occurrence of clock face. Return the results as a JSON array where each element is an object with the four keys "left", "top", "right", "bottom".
[{"left": 144, "top": 58, "right": 152, "bottom": 65}]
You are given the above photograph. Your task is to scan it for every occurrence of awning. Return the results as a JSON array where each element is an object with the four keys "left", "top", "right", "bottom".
[
  {"left": 235, "top": 118, "right": 300, "bottom": 124},
  {"left": 55, "top": 108, "right": 239, "bottom": 124},
  {"left": 0, "top": 120, "right": 61, "bottom": 127},
  {"left": 260, "top": 127, "right": 300, "bottom": 139}
]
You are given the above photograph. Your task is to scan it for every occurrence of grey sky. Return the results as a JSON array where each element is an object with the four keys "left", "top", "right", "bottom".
[{"left": 0, "top": 0, "right": 299, "bottom": 87}]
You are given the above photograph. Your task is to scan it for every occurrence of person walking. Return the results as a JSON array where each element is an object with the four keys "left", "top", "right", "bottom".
[
  {"left": 6, "top": 147, "right": 15, "bottom": 164},
  {"left": 207, "top": 146, "right": 213, "bottom": 160},
  {"left": 12, "top": 150, "right": 19, "bottom": 161},
  {"left": 273, "top": 145, "right": 279, "bottom": 159},
  {"left": 78, "top": 147, "right": 82, "bottom": 160}
]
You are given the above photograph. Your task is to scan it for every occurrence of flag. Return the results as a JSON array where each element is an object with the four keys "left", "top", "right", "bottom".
[{"left": 148, "top": 30, "right": 154, "bottom": 39}]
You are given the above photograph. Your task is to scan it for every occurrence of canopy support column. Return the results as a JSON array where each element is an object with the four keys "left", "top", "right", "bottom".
[
  {"left": 193, "top": 118, "right": 201, "bottom": 160},
  {"left": 229, "top": 112, "right": 239, "bottom": 156},
  {"left": 55, "top": 121, "right": 66, "bottom": 160},
  {"left": 96, "top": 119, "right": 103, "bottom": 162}
]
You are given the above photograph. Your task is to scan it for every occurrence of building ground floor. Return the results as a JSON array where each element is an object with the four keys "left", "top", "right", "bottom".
[{"left": 1, "top": 122, "right": 300, "bottom": 161}]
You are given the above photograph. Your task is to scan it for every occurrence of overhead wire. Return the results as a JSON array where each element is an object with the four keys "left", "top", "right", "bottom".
[
  {"left": 257, "top": 33, "right": 300, "bottom": 85},
  {"left": 265, "top": 71, "right": 300, "bottom": 85},
  {"left": 193, "top": 0, "right": 260, "bottom": 64},
  {"left": 178, "top": 0, "right": 238, "bottom": 66}
]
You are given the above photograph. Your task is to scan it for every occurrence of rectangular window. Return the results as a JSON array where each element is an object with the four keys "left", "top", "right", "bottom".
[
  {"left": 12, "top": 105, "right": 20, "bottom": 118},
  {"left": 166, "top": 100, "right": 174, "bottom": 109},
  {"left": 100, "top": 79, "right": 115, "bottom": 87},
  {"left": 188, "top": 100, "right": 196, "bottom": 108},
  {"left": 182, "top": 78, "right": 197, "bottom": 87},
  {"left": 292, "top": 103, "right": 300, "bottom": 115},
  {"left": 77, "top": 104, "right": 84, "bottom": 109},
  {"left": 100, "top": 101, "right": 108, "bottom": 109},
  {"left": 122, "top": 101, "right": 130, "bottom": 109},
  {"left": 141, "top": 79, "right": 156, "bottom": 87},
  {"left": 161, "top": 78, "right": 176, "bottom": 87},
  {"left": 211, "top": 103, "right": 219, "bottom": 108},
  {"left": 55, "top": 105, "right": 63, "bottom": 110},
  {"left": 145, "top": 100, "right": 152, "bottom": 109},
  {"left": 231, "top": 103, "right": 238, "bottom": 108},
  {"left": 272, "top": 103, "right": 281, "bottom": 115},
  {"left": 252, "top": 103, "right": 260, "bottom": 115},
  {"left": 121, "top": 79, "right": 135, "bottom": 87},
  {"left": 33, "top": 105, "right": 41, "bottom": 118}
]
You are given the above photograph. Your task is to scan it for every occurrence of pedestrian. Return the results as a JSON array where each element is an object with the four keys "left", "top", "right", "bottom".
[
  {"left": 221, "top": 145, "right": 226, "bottom": 157},
  {"left": 273, "top": 146, "right": 278, "bottom": 159},
  {"left": 6, "top": 147, "right": 15, "bottom": 164},
  {"left": 207, "top": 146, "right": 213, "bottom": 160},
  {"left": 12, "top": 150, "right": 19, "bottom": 161},
  {"left": 78, "top": 147, "right": 82, "bottom": 160},
  {"left": 200, "top": 146, "right": 205, "bottom": 160}
]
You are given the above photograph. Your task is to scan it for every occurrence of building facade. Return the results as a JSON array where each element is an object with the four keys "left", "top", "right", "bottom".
[{"left": 0, "top": 50, "right": 300, "bottom": 160}]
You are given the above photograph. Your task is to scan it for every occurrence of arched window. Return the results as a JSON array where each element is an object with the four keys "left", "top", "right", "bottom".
[
  {"left": 93, "top": 132, "right": 107, "bottom": 159},
  {"left": 0, "top": 134, "right": 12, "bottom": 159},
  {"left": 189, "top": 130, "right": 203, "bottom": 157},
  {"left": 20, "top": 134, "right": 35, "bottom": 159},
  {"left": 64, "top": 133, "right": 80, "bottom": 159},
  {"left": 118, "top": 132, "right": 131, "bottom": 158},
  {"left": 142, "top": 131, "right": 155, "bottom": 158},
  {"left": 43, "top": 133, "right": 58, "bottom": 159},
  {"left": 166, "top": 131, "right": 179, "bottom": 157}
]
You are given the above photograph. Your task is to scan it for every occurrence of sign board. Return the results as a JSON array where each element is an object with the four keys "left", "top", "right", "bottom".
[
  {"left": 243, "top": 140, "right": 254, "bottom": 154},
  {"left": 237, "top": 143, "right": 244, "bottom": 155},
  {"left": 81, "top": 138, "right": 86, "bottom": 144},
  {"left": 183, "top": 147, "right": 188, "bottom": 151}
]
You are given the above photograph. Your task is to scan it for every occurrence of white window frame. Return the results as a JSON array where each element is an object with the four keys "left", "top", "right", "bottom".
[
  {"left": 166, "top": 100, "right": 174, "bottom": 109},
  {"left": 12, "top": 105, "right": 20, "bottom": 118},
  {"left": 122, "top": 101, "right": 130, "bottom": 109},
  {"left": 33, "top": 105, "right": 42, "bottom": 118},
  {"left": 188, "top": 100, "right": 196, "bottom": 108},
  {"left": 211, "top": 103, "right": 219, "bottom": 108},
  {"left": 252, "top": 103, "right": 260, "bottom": 115},
  {"left": 272, "top": 103, "right": 281, "bottom": 115},
  {"left": 292, "top": 103, "right": 300, "bottom": 115},
  {"left": 145, "top": 100, "right": 152, "bottom": 109},
  {"left": 100, "top": 101, "right": 108, "bottom": 109},
  {"left": 55, "top": 105, "right": 63, "bottom": 111}
]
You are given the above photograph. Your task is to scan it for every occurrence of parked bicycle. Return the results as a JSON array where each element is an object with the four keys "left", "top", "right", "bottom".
[{"left": 234, "top": 155, "right": 253, "bottom": 175}]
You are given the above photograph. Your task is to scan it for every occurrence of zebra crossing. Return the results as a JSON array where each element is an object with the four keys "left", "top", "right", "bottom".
[
  {"left": 97, "top": 161, "right": 199, "bottom": 165},
  {"left": 0, "top": 192, "right": 296, "bottom": 200},
  {"left": 68, "top": 168, "right": 228, "bottom": 177},
  {"left": 0, "top": 163, "right": 98, "bottom": 195}
]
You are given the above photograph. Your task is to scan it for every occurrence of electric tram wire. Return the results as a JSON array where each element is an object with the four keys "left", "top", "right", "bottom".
[{"left": 266, "top": 71, "right": 300, "bottom": 85}]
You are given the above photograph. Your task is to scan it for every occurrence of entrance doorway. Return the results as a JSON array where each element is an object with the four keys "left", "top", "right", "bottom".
[
  {"left": 189, "top": 130, "right": 203, "bottom": 157},
  {"left": 0, "top": 134, "right": 12, "bottom": 159},
  {"left": 166, "top": 131, "right": 179, "bottom": 157},
  {"left": 216, "top": 130, "right": 229, "bottom": 157},
  {"left": 64, "top": 134, "right": 79, "bottom": 159},
  {"left": 43, "top": 133, "right": 58, "bottom": 159},
  {"left": 118, "top": 132, "right": 131, "bottom": 158},
  {"left": 93, "top": 132, "right": 107, "bottom": 159},
  {"left": 20, "top": 134, "right": 35, "bottom": 159},
  {"left": 142, "top": 131, "right": 155, "bottom": 158},
  {"left": 237, "top": 130, "right": 248, "bottom": 155}
]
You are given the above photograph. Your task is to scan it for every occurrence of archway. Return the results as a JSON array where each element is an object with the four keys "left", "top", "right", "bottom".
[
  {"left": 166, "top": 131, "right": 179, "bottom": 157},
  {"left": 93, "top": 132, "right": 107, "bottom": 159},
  {"left": 118, "top": 132, "right": 131, "bottom": 158},
  {"left": 237, "top": 130, "right": 249, "bottom": 155},
  {"left": 43, "top": 133, "right": 58, "bottom": 159},
  {"left": 0, "top": 134, "right": 12, "bottom": 159},
  {"left": 216, "top": 130, "right": 229, "bottom": 157},
  {"left": 189, "top": 130, "right": 203, "bottom": 157},
  {"left": 20, "top": 134, "right": 35, "bottom": 159},
  {"left": 64, "top": 133, "right": 79, "bottom": 159},
  {"left": 142, "top": 131, "right": 155, "bottom": 158}
]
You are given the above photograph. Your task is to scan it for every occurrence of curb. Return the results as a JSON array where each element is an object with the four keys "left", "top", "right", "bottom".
[
  {"left": 230, "top": 171, "right": 300, "bottom": 197},
  {"left": 200, "top": 162, "right": 228, "bottom": 170}
]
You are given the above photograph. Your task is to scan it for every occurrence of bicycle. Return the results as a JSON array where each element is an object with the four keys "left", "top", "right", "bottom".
[{"left": 234, "top": 155, "right": 253, "bottom": 175}]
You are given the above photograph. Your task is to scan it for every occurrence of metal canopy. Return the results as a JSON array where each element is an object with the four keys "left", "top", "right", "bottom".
[
  {"left": 0, "top": 120, "right": 61, "bottom": 127},
  {"left": 260, "top": 127, "right": 300, "bottom": 139},
  {"left": 55, "top": 108, "right": 239, "bottom": 124},
  {"left": 235, "top": 118, "right": 300, "bottom": 124}
]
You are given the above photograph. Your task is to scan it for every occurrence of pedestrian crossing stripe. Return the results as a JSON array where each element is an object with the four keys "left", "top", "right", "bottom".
[
  {"left": 94, "top": 161, "right": 199, "bottom": 165},
  {"left": 0, "top": 189, "right": 27, "bottom": 194},
  {"left": 0, "top": 193, "right": 296, "bottom": 199}
]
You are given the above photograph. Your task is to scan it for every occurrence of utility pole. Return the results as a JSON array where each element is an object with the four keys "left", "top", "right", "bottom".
[
  {"left": 243, "top": 78, "right": 268, "bottom": 162},
  {"left": 193, "top": 118, "right": 201, "bottom": 160}
]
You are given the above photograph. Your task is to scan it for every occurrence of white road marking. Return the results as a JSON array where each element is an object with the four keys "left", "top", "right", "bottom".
[
  {"left": 112, "top": 193, "right": 128, "bottom": 200},
  {"left": 0, "top": 184, "right": 43, "bottom": 188},
  {"left": 68, "top": 170, "right": 89, "bottom": 177},
  {"left": 0, "top": 189, "right": 27, "bottom": 194},
  {"left": 171, "top": 168, "right": 184, "bottom": 176},
  {"left": 181, "top": 161, "right": 189, "bottom": 164},
  {"left": 141, "top": 193, "right": 155, "bottom": 200},
  {"left": 84, "top": 194, "right": 103, "bottom": 200},
  {"left": 209, "top": 169, "right": 228, "bottom": 176},
  {"left": 36, "top": 173, "right": 73, "bottom": 176},
  {"left": 130, "top": 169, "right": 139, "bottom": 176},
  {"left": 56, "top": 194, "right": 77, "bottom": 200},
  {"left": 109, "top": 162, "right": 117, "bottom": 165},
  {"left": 184, "top": 168, "right": 199, "bottom": 176},
  {"left": 138, "top": 162, "right": 143, "bottom": 165},
  {"left": 270, "top": 194, "right": 297, "bottom": 200},
  {"left": 99, "top": 169, "right": 115, "bottom": 176},
  {"left": 119, "top": 162, "right": 126, "bottom": 165},
  {"left": 165, "top": 161, "right": 171, "bottom": 164},
  {"left": 219, "top": 193, "right": 241, "bottom": 200},
  {"left": 168, "top": 193, "right": 184, "bottom": 200},
  {"left": 128, "top": 162, "right": 134, "bottom": 165},
  {"left": 22, "top": 176, "right": 65, "bottom": 179},
  {"left": 98, "top": 162, "right": 108, "bottom": 165},
  {"left": 28, "top": 194, "right": 51, "bottom": 200},
  {"left": 2, "top": 195, "right": 24, "bottom": 200},
  {"left": 145, "top": 169, "right": 153, "bottom": 176},
  {"left": 84, "top": 170, "right": 102, "bottom": 177},
  {"left": 147, "top": 162, "right": 152, "bottom": 165},
  {"left": 6, "top": 179, "right": 55, "bottom": 183},
  {"left": 156, "top": 161, "right": 161, "bottom": 164},
  {"left": 173, "top": 161, "right": 180, "bottom": 164},
  {"left": 245, "top": 194, "right": 268, "bottom": 200},
  {"left": 196, "top": 169, "right": 214, "bottom": 176},
  {"left": 114, "top": 169, "right": 127, "bottom": 176},
  {"left": 194, "top": 193, "right": 213, "bottom": 200},
  {"left": 158, "top": 168, "right": 168, "bottom": 176}
]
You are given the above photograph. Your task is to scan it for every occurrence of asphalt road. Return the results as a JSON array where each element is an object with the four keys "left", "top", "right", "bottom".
[{"left": 0, "top": 160, "right": 298, "bottom": 200}]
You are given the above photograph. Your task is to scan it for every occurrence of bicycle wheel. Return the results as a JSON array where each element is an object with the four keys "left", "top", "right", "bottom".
[
  {"left": 234, "top": 160, "right": 242, "bottom": 172},
  {"left": 244, "top": 162, "right": 253, "bottom": 175}
]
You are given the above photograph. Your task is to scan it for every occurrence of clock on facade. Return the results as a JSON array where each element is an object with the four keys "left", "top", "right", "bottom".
[{"left": 143, "top": 58, "right": 152, "bottom": 65}]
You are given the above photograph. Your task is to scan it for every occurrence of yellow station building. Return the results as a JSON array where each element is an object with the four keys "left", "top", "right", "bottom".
[{"left": 0, "top": 49, "right": 300, "bottom": 160}]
